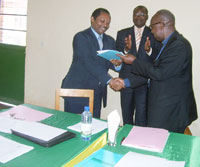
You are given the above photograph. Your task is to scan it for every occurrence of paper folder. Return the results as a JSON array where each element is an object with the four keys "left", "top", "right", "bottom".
[
  {"left": 11, "top": 121, "right": 76, "bottom": 147},
  {"left": 97, "top": 50, "right": 124, "bottom": 61}
]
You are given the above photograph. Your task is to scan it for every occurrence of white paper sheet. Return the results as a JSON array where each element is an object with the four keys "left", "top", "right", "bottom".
[
  {"left": 114, "top": 152, "right": 185, "bottom": 167},
  {"left": 0, "top": 116, "right": 24, "bottom": 133},
  {"left": 0, "top": 135, "right": 33, "bottom": 163},
  {"left": 67, "top": 118, "right": 107, "bottom": 135}
]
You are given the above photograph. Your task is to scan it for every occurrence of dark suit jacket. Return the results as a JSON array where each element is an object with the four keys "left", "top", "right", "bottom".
[
  {"left": 116, "top": 26, "right": 161, "bottom": 91},
  {"left": 61, "top": 28, "right": 116, "bottom": 107},
  {"left": 130, "top": 31, "right": 197, "bottom": 130}
]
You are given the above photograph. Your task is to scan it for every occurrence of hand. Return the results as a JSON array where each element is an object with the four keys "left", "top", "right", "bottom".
[
  {"left": 110, "top": 59, "right": 122, "bottom": 66},
  {"left": 145, "top": 37, "right": 151, "bottom": 53},
  {"left": 109, "top": 78, "right": 125, "bottom": 91},
  {"left": 116, "top": 53, "right": 136, "bottom": 64},
  {"left": 124, "top": 35, "right": 132, "bottom": 52}
]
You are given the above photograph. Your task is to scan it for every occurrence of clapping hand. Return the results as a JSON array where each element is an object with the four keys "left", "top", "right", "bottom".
[
  {"left": 124, "top": 35, "right": 132, "bottom": 52},
  {"left": 145, "top": 37, "right": 151, "bottom": 53}
]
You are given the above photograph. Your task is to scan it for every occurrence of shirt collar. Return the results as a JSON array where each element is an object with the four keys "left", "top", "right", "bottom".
[
  {"left": 91, "top": 27, "right": 103, "bottom": 40},
  {"left": 135, "top": 25, "right": 145, "bottom": 33}
]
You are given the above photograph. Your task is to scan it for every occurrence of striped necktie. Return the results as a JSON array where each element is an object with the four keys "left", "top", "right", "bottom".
[
  {"left": 135, "top": 28, "right": 142, "bottom": 51},
  {"left": 98, "top": 35, "right": 103, "bottom": 50}
]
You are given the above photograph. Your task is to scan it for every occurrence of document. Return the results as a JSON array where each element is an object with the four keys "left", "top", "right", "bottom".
[
  {"left": 0, "top": 116, "right": 24, "bottom": 133},
  {"left": 97, "top": 50, "right": 124, "bottom": 61},
  {"left": 0, "top": 135, "right": 33, "bottom": 163},
  {"left": 67, "top": 118, "right": 107, "bottom": 135},
  {"left": 122, "top": 126, "right": 169, "bottom": 153},
  {"left": 75, "top": 149, "right": 123, "bottom": 167},
  {"left": 11, "top": 120, "right": 76, "bottom": 147},
  {"left": 0, "top": 105, "right": 53, "bottom": 122},
  {"left": 114, "top": 151, "right": 185, "bottom": 167}
]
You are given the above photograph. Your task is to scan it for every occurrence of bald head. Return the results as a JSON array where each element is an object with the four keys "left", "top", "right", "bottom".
[
  {"left": 153, "top": 9, "right": 175, "bottom": 28},
  {"left": 150, "top": 9, "right": 176, "bottom": 41}
]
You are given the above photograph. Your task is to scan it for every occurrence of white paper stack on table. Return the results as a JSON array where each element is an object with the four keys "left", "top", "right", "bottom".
[{"left": 121, "top": 126, "right": 170, "bottom": 153}]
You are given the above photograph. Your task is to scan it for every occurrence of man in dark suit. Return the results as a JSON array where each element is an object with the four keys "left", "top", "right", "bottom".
[
  {"left": 115, "top": 6, "right": 160, "bottom": 126},
  {"left": 61, "top": 8, "right": 121, "bottom": 118},
  {"left": 116, "top": 9, "right": 197, "bottom": 133}
]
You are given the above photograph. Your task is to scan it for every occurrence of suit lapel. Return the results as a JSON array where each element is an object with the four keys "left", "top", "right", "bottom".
[
  {"left": 88, "top": 28, "right": 101, "bottom": 51},
  {"left": 154, "top": 31, "right": 178, "bottom": 63}
]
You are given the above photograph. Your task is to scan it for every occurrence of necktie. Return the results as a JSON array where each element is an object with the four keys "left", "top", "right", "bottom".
[
  {"left": 98, "top": 35, "right": 103, "bottom": 50},
  {"left": 135, "top": 28, "right": 142, "bottom": 51}
]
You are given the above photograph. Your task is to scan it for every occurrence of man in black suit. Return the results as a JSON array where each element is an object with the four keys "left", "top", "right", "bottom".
[
  {"left": 61, "top": 8, "right": 122, "bottom": 118},
  {"left": 115, "top": 6, "right": 160, "bottom": 126},
  {"left": 116, "top": 9, "right": 197, "bottom": 133}
]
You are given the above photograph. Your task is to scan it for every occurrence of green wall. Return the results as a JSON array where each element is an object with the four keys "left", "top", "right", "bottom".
[{"left": 0, "top": 43, "right": 25, "bottom": 104}]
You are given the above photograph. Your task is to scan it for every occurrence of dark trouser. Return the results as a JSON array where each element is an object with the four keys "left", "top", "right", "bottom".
[
  {"left": 64, "top": 91, "right": 102, "bottom": 118},
  {"left": 120, "top": 88, "right": 147, "bottom": 126}
]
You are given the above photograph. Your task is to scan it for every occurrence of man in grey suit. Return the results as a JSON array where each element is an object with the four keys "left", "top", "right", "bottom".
[
  {"left": 61, "top": 8, "right": 121, "bottom": 118},
  {"left": 115, "top": 6, "right": 161, "bottom": 126},
  {"left": 113, "top": 9, "right": 197, "bottom": 133}
]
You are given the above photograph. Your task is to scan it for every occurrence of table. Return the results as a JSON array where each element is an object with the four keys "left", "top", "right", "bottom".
[
  {"left": 0, "top": 104, "right": 106, "bottom": 167},
  {"left": 103, "top": 124, "right": 200, "bottom": 167}
]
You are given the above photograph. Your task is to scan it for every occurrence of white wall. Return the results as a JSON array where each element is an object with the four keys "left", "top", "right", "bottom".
[{"left": 25, "top": 0, "right": 200, "bottom": 136}]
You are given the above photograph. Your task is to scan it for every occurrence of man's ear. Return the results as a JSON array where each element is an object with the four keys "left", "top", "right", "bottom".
[{"left": 91, "top": 16, "right": 95, "bottom": 24}]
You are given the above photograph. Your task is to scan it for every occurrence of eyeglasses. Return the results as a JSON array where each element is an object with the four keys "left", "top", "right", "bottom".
[
  {"left": 134, "top": 13, "right": 147, "bottom": 17},
  {"left": 149, "top": 22, "right": 163, "bottom": 29}
]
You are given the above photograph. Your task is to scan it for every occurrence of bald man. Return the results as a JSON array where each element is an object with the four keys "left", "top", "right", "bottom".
[{"left": 115, "top": 9, "right": 197, "bottom": 133}]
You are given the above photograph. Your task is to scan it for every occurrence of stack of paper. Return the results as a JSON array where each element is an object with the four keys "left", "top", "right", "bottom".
[
  {"left": 11, "top": 121, "right": 76, "bottom": 147},
  {"left": 122, "top": 126, "right": 169, "bottom": 153},
  {"left": 114, "top": 151, "right": 185, "bottom": 167}
]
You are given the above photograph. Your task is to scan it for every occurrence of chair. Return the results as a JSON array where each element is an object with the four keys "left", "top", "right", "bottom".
[
  {"left": 55, "top": 88, "right": 94, "bottom": 115},
  {"left": 184, "top": 126, "right": 192, "bottom": 135}
]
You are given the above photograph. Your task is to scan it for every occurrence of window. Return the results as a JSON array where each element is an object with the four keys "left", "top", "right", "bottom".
[{"left": 0, "top": 0, "right": 27, "bottom": 46}]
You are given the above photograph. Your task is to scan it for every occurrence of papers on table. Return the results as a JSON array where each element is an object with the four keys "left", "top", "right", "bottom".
[
  {"left": 122, "top": 126, "right": 169, "bottom": 153},
  {"left": 67, "top": 118, "right": 107, "bottom": 135},
  {"left": 0, "top": 105, "right": 53, "bottom": 121},
  {"left": 0, "top": 135, "right": 33, "bottom": 163},
  {"left": 11, "top": 120, "right": 76, "bottom": 147},
  {"left": 114, "top": 151, "right": 185, "bottom": 167},
  {"left": 75, "top": 149, "right": 123, "bottom": 167},
  {"left": 0, "top": 116, "right": 25, "bottom": 133},
  {"left": 97, "top": 50, "right": 124, "bottom": 61}
]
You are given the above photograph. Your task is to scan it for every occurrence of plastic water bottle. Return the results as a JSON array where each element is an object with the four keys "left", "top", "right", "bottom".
[{"left": 81, "top": 106, "right": 92, "bottom": 141}]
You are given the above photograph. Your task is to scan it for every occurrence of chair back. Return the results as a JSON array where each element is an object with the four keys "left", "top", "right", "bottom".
[
  {"left": 184, "top": 127, "right": 192, "bottom": 135},
  {"left": 55, "top": 88, "right": 94, "bottom": 115}
]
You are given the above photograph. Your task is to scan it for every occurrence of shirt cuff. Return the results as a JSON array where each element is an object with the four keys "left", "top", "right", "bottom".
[
  {"left": 114, "top": 64, "right": 122, "bottom": 71},
  {"left": 124, "top": 78, "right": 130, "bottom": 87}
]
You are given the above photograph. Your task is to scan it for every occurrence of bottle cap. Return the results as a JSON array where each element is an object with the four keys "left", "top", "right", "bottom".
[{"left": 84, "top": 106, "right": 90, "bottom": 111}]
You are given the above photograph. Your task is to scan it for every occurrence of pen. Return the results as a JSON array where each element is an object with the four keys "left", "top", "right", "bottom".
[{"left": 120, "top": 137, "right": 125, "bottom": 145}]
